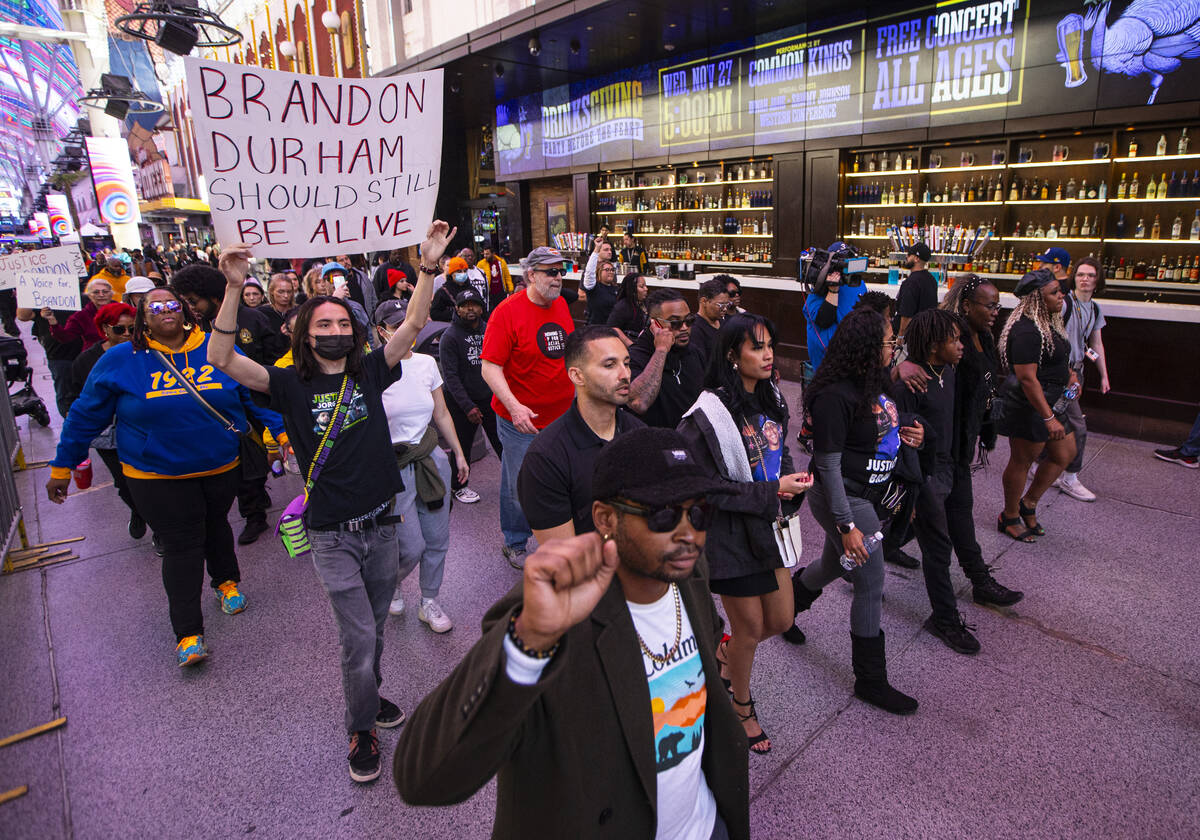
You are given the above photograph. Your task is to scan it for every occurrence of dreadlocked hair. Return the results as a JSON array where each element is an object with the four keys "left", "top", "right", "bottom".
[
  {"left": 998, "top": 284, "right": 1066, "bottom": 370},
  {"left": 804, "top": 309, "right": 892, "bottom": 420},
  {"left": 904, "top": 308, "right": 960, "bottom": 365}
]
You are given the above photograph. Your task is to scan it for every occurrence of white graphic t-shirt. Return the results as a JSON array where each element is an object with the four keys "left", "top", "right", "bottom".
[{"left": 628, "top": 586, "right": 718, "bottom": 840}]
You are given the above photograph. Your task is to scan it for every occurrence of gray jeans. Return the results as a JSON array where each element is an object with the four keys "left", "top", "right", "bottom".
[
  {"left": 395, "top": 449, "right": 452, "bottom": 600},
  {"left": 1064, "top": 367, "right": 1088, "bottom": 473},
  {"left": 800, "top": 477, "right": 886, "bottom": 637},
  {"left": 309, "top": 522, "right": 400, "bottom": 732}
]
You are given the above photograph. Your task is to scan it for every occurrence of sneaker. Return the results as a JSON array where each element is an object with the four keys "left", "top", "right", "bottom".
[
  {"left": 502, "top": 544, "right": 526, "bottom": 570},
  {"left": 128, "top": 512, "right": 147, "bottom": 539},
  {"left": 419, "top": 597, "right": 453, "bottom": 633},
  {"left": 973, "top": 574, "right": 1024, "bottom": 607},
  {"left": 376, "top": 697, "right": 405, "bottom": 729},
  {"left": 1154, "top": 447, "right": 1199, "bottom": 469},
  {"left": 923, "top": 614, "right": 981, "bottom": 655},
  {"left": 175, "top": 634, "right": 208, "bottom": 667},
  {"left": 237, "top": 519, "right": 269, "bottom": 545},
  {"left": 453, "top": 487, "right": 481, "bottom": 504},
  {"left": 1054, "top": 472, "right": 1096, "bottom": 502},
  {"left": 214, "top": 580, "right": 246, "bottom": 615},
  {"left": 347, "top": 729, "right": 381, "bottom": 783},
  {"left": 388, "top": 589, "right": 405, "bottom": 617}
]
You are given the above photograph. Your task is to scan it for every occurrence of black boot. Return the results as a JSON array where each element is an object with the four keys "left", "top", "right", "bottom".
[
  {"left": 850, "top": 630, "right": 918, "bottom": 715},
  {"left": 781, "top": 568, "right": 822, "bottom": 645}
]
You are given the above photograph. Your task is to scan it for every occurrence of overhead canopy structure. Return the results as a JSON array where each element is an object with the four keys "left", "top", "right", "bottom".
[{"left": 0, "top": 0, "right": 85, "bottom": 203}]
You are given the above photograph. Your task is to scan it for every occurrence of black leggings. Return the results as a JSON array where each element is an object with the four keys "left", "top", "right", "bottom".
[
  {"left": 445, "top": 396, "right": 503, "bottom": 491},
  {"left": 95, "top": 448, "right": 137, "bottom": 517},
  {"left": 126, "top": 467, "right": 241, "bottom": 641}
]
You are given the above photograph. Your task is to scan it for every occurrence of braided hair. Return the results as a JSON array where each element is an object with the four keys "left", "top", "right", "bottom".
[
  {"left": 997, "top": 279, "right": 1067, "bottom": 370},
  {"left": 940, "top": 273, "right": 991, "bottom": 320},
  {"left": 904, "top": 308, "right": 960, "bottom": 365}
]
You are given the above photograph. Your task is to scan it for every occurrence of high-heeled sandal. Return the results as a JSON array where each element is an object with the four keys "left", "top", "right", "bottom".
[
  {"left": 1018, "top": 498, "right": 1046, "bottom": 536},
  {"left": 715, "top": 636, "right": 732, "bottom": 693},
  {"left": 731, "top": 695, "right": 770, "bottom": 754},
  {"left": 996, "top": 513, "right": 1036, "bottom": 543}
]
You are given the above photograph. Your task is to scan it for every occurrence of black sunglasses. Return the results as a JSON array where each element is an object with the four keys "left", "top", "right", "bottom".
[
  {"left": 108, "top": 324, "right": 133, "bottom": 335},
  {"left": 608, "top": 499, "right": 714, "bottom": 532},
  {"left": 654, "top": 313, "right": 697, "bottom": 331},
  {"left": 535, "top": 267, "right": 565, "bottom": 278}
]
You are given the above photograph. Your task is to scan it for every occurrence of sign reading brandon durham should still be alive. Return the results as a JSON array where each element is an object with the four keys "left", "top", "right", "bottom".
[{"left": 183, "top": 58, "right": 443, "bottom": 256}]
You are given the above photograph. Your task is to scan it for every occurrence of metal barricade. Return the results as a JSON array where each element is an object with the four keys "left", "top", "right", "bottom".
[{"left": 0, "top": 367, "right": 25, "bottom": 562}]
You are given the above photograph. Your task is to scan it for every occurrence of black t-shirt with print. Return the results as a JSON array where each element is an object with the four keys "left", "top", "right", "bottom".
[
  {"left": 266, "top": 351, "right": 404, "bottom": 528},
  {"left": 810, "top": 380, "right": 901, "bottom": 487}
]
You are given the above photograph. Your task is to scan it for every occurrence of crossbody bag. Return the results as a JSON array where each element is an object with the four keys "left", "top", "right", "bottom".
[{"left": 152, "top": 349, "right": 268, "bottom": 481}]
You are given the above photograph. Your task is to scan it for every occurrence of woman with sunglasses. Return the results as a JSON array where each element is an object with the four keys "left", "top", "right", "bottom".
[
  {"left": 44, "top": 276, "right": 113, "bottom": 352},
  {"left": 65, "top": 302, "right": 145, "bottom": 537},
  {"left": 678, "top": 313, "right": 814, "bottom": 753},
  {"left": 788, "top": 308, "right": 923, "bottom": 715},
  {"left": 45, "top": 287, "right": 288, "bottom": 668}
]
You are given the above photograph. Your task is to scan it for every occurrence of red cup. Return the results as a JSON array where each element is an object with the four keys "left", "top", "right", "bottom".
[{"left": 73, "top": 459, "right": 92, "bottom": 490}]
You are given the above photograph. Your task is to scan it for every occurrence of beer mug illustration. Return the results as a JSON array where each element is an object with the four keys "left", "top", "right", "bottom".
[
  {"left": 927, "top": 153, "right": 942, "bottom": 169},
  {"left": 1053, "top": 145, "right": 1071, "bottom": 162},
  {"left": 1018, "top": 147, "right": 1035, "bottom": 164},
  {"left": 960, "top": 152, "right": 976, "bottom": 167},
  {"left": 991, "top": 149, "right": 1006, "bottom": 165},
  {"left": 1093, "top": 141, "right": 1110, "bottom": 159},
  {"left": 1057, "top": 14, "right": 1088, "bottom": 88}
]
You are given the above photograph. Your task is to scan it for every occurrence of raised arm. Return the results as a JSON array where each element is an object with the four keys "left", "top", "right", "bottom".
[
  {"left": 212, "top": 245, "right": 272, "bottom": 393},
  {"left": 383, "top": 221, "right": 456, "bottom": 368}
]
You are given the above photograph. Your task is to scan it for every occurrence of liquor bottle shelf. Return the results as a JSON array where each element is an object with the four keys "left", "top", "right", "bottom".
[
  {"left": 917, "top": 201, "right": 1004, "bottom": 207},
  {"left": 1007, "top": 199, "right": 1106, "bottom": 205},
  {"left": 1006, "top": 236, "right": 1103, "bottom": 243},
  {"left": 1107, "top": 238, "right": 1200, "bottom": 244},
  {"left": 648, "top": 259, "right": 774, "bottom": 268},
  {"left": 844, "top": 203, "right": 917, "bottom": 209},
  {"left": 1007, "top": 158, "right": 1111, "bottom": 169},
  {"left": 1108, "top": 197, "right": 1199, "bottom": 203},
  {"left": 636, "top": 233, "right": 773, "bottom": 238},
  {"left": 1113, "top": 153, "right": 1200, "bottom": 163},
  {"left": 595, "top": 178, "right": 773, "bottom": 193}
]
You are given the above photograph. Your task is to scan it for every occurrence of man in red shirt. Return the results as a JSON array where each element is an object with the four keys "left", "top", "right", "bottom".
[{"left": 481, "top": 246, "right": 576, "bottom": 567}]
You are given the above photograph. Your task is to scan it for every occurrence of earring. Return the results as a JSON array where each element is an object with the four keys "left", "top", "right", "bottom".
[{"left": 731, "top": 362, "right": 739, "bottom": 371}]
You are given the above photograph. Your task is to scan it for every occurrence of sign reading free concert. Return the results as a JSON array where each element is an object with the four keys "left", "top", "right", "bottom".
[
  {"left": 184, "top": 57, "right": 443, "bottom": 256},
  {"left": 494, "top": 0, "right": 1200, "bottom": 177}
]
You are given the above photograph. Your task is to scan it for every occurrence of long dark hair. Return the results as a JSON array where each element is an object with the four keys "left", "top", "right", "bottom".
[
  {"left": 615, "top": 272, "right": 643, "bottom": 304},
  {"left": 291, "top": 296, "right": 365, "bottom": 381},
  {"left": 706, "top": 313, "right": 786, "bottom": 422},
  {"left": 804, "top": 309, "right": 891, "bottom": 419},
  {"left": 131, "top": 288, "right": 198, "bottom": 351}
]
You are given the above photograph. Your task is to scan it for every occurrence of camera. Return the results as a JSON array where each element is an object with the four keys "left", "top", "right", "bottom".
[{"left": 797, "top": 244, "right": 868, "bottom": 296}]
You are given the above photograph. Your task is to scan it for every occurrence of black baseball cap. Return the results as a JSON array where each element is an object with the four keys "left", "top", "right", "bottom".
[
  {"left": 454, "top": 287, "right": 484, "bottom": 307},
  {"left": 905, "top": 242, "right": 932, "bottom": 261},
  {"left": 374, "top": 298, "right": 408, "bottom": 327},
  {"left": 592, "top": 427, "right": 734, "bottom": 507}
]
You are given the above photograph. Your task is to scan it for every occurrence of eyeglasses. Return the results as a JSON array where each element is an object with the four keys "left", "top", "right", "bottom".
[
  {"left": 882, "top": 339, "right": 898, "bottom": 348},
  {"left": 146, "top": 300, "right": 182, "bottom": 315},
  {"left": 726, "top": 290, "right": 741, "bottom": 298},
  {"left": 714, "top": 302, "right": 734, "bottom": 312},
  {"left": 654, "top": 314, "right": 697, "bottom": 331},
  {"left": 971, "top": 300, "right": 1002, "bottom": 313},
  {"left": 535, "top": 267, "right": 565, "bottom": 278},
  {"left": 607, "top": 499, "right": 714, "bottom": 533},
  {"left": 108, "top": 324, "right": 133, "bottom": 335}
]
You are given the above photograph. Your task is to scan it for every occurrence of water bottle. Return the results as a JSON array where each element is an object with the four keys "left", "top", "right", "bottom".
[
  {"left": 840, "top": 530, "right": 884, "bottom": 571},
  {"left": 1051, "top": 383, "right": 1080, "bottom": 415}
]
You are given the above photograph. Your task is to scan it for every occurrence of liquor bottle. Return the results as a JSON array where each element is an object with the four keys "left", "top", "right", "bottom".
[
  {"left": 994, "top": 178, "right": 1004, "bottom": 202},
  {"left": 1134, "top": 216, "right": 1145, "bottom": 238},
  {"left": 1191, "top": 256, "right": 1200, "bottom": 282},
  {"left": 1040, "top": 180, "right": 1049, "bottom": 200},
  {"left": 1151, "top": 214, "right": 1161, "bottom": 239},
  {"left": 1065, "top": 177, "right": 1077, "bottom": 199},
  {"left": 923, "top": 183, "right": 932, "bottom": 203},
  {"left": 1181, "top": 171, "right": 1191, "bottom": 196},
  {"left": 1055, "top": 181, "right": 1064, "bottom": 201},
  {"left": 1012, "top": 218, "right": 1022, "bottom": 237},
  {"left": 1192, "top": 209, "right": 1200, "bottom": 240},
  {"left": 867, "top": 215, "right": 875, "bottom": 236},
  {"left": 1158, "top": 254, "right": 1168, "bottom": 279},
  {"left": 1168, "top": 171, "right": 1179, "bottom": 198},
  {"left": 867, "top": 154, "right": 877, "bottom": 172},
  {"left": 1158, "top": 173, "right": 1169, "bottom": 199},
  {"left": 1009, "top": 179, "right": 1019, "bottom": 201},
  {"left": 951, "top": 182, "right": 962, "bottom": 202},
  {"left": 942, "top": 183, "right": 951, "bottom": 203},
  {"left": 1116, "top": 173, "right": 1127, "bottom": 199},
  {"left": 1193, "top": 170, "right": 1200, "bottom": 196},
  {"left": 1128, "top": 136, "right": 1139, "bottom": 157},
  {"left": 1035, "top": 222, "right": 1046, "bottom": 237},
  {"left": 1098, "top": 179, "right": 1108, "bottom": 200},
  {"left": 1130, "top": 172, "right": 1140, "bottom": 198},
  {"left": 880, "top": 154, "right": 890, "bottom": 172},
  {"left": 967, "top": 179, "right": 976, "bottom": 202},
  {"left": 1025, "top": 220, "right": 1035, "bottom": 237},
  {"left": 895, "top": 152, "right": 903, "bottom": 171},
  {"left": 1081, "top": 215, "right": 1092, "bottom": 236},
  {"left": 905, "top": 182, "right": 914, "bottom": 203},
  {"left": 1172, "top": 212, "right": 1183, "bottom": 239},
  {"left": 1005, "top": 249, "right": 1014, "bottom": 273},
  {"left": 1087, "top": 180, "right": 1098, "bottom": 199},
  {"left": 1156, "top": 134, "right": 1168, "bottom": 156},
  {"left": 1179, "top": 128, "right": 1190, "bottom": 155},
  {"left": 1069, "top": 215, "right": 1079, "bottom": 236},
  {"left": 1047, "top": 221, "right": 1059, "bottom": 239},
  {"left": 1115, "top": 257, "right": 1126, "bottom": 279}
]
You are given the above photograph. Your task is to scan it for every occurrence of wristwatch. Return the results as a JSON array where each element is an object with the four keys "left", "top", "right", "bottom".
[{"left": 836, "top": 522, "right": 855, "bottom": 535}]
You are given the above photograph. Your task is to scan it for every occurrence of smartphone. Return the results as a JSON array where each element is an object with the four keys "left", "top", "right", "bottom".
[{"left": 333, "top": 277, "right": 347, "bottom": 292}]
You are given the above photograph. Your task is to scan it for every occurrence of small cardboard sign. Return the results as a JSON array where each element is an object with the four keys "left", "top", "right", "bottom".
[{"left": 2, "top": 245, "right": 87, "bottom": 310}]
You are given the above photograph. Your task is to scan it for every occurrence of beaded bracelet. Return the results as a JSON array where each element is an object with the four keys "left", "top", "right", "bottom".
[{"left": 507, "top": 608, "right": 560, "bottom": 660}]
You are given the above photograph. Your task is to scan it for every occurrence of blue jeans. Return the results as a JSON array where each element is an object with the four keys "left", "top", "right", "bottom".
[
  {"left": 1181, "top": 410, "right": 1200, "bottom": 458},
  {"left": 497, "top": 416, "right": 535, "bottom": 549},
  {"left": 394, "top": 449, "right": 451, "bottom": 599},
  {"left": 308, "top": 522, "right": 399, "bottom": 732}
]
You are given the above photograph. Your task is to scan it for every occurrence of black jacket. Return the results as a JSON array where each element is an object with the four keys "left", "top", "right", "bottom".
[
  {"left": 438, "top": 313, "right": 491, "bottom": 413},
  {"left": 953, "top": 327, "right": 999, "bottom": 463},
  {"left": 606, "top": 297, "right": 647, "bottom": 339},
  {"left": 628, "top": 330, "right": 705, "bottom": 429}
]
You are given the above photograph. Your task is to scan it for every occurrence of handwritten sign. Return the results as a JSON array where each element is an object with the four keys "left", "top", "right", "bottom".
[
  {"left": 183, "top": 57, "right": 443, "bottom": 257},
  {"left": 3, "top": 245, "right": 87, "bottom": 310}
]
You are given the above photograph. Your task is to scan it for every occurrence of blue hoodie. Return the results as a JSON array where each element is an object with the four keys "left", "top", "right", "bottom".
[{"left": 50, "top": 329, "right": 286, "bottom": 480}]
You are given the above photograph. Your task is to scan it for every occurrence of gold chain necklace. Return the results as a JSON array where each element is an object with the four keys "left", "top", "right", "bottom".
[
  {"left": 635, "top": 583, "right": 682, "bottom": 665},
  {"left": 925, "top": 362, "right": 946, "bottom": 388}
]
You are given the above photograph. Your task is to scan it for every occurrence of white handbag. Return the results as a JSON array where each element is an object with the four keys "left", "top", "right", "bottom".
[{"left": 773, "top": 513, "right": 803, "bottom": 568}]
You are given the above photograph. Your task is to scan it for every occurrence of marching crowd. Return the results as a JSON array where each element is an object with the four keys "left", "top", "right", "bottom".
[{"left": 10, "top": 220, "right": 1190, "bottom": 839}]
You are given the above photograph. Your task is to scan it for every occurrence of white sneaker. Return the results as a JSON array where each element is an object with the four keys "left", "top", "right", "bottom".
[
  {"left": 419, "top": 597, "right": 453, "bottom": 633},
  {"left": 1054, "top": 473, "right": 1096, "bottom": 502},
  {"left": 388, "top": 590, "right": 405, "bottom": 617},
  {"left": 454, "top": 487, "right": 481, "bottom": 504}
]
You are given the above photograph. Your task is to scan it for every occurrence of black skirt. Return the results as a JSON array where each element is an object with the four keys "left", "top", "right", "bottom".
[
  {"left": 709, "top": 568, "right": 779, "bottom": 598},
  {"left": 997, "top": 383, "right": 1067, "bottom": 443}
]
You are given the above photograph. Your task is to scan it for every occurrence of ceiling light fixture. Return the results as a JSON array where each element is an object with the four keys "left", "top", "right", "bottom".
[{"left": 114, "top": 1, "right": 242, "bottom": 57}]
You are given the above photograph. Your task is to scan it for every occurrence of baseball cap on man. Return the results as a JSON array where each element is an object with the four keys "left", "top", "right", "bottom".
[
  {"left": 524, "top": 246, "right": 565, "bottom": 267},
  {"left": 592, "top": 427, "right": 735, "bottom": 507},
  {"left": 455, "top": 287, "right": 484, "bottom": 307},
  {"left": 1033, "top": 247, "right": 1071, "bottom": 269},
  {"left": 374, "top": 298, "right": 408, "bottom": 327},
  {"left": 905, "top": 242, "right": 932, "bottom": 262},
  {"left": 123, "top": 276, "right": 155, "bottom": 297}
]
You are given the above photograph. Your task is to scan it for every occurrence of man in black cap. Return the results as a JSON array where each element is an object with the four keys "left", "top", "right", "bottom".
[
  {"left": 394, "top": 427, "right": 749, "bottom": 840},
  {"left": 628, "top": 288, "right": 706, "bottom": 429},
  {"left": 896, "top": 241, "right": 936, "bottom": 338},
  {"left": 439, "top": 287, "right": 501, "bottom": 504}
]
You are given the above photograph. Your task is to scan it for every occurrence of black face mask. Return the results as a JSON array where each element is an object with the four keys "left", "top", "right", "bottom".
[{"left": 312, "top": 333, "right": 356, "bottom": 360}]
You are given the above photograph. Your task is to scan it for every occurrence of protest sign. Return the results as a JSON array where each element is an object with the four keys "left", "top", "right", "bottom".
[
  {"left": 2, "top": 245, "right": 87, "bottom": 310},
  {"left": 183, "top": 57, "right": 443, "bottom": 257}
]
